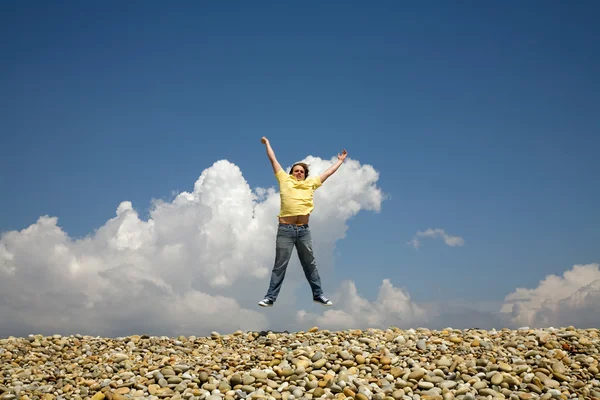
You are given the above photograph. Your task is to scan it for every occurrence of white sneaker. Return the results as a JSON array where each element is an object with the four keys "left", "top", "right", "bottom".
[
  {"left": 313, "top": 295, "right": 332, "bottom": 306},
  {"left": 258, "top": 298, "right": 274, "bottom": 307}
]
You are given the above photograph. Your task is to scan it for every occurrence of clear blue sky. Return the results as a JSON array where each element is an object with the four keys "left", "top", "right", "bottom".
[{"left": 1, "top": 1, "right": 599, "bottom": 313}]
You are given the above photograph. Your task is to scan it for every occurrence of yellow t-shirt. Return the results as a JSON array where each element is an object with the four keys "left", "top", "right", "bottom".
[{"left": 275, "top": 169, "right": 322, "bottom": 217}]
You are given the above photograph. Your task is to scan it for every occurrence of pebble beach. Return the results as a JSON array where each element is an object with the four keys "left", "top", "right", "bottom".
[{"left": 1, "top": 326, "right": 599, "bottom": 400}]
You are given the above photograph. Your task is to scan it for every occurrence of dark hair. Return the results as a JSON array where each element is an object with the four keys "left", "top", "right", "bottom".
[{"left": 289, "top": 162, "right": 309, "bottom": 177}]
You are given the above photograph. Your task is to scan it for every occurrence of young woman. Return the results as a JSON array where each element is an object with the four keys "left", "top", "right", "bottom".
[{"left": 258, "top": 136, "right": 347, "bottom": 307}]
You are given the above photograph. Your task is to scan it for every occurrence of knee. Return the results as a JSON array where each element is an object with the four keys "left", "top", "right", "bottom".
[
  {"left": 300, "top": 248, "right": 315, "bottom": 262},
  {"left": 301, "top": 257, "right": 317, "bottom": 269}
]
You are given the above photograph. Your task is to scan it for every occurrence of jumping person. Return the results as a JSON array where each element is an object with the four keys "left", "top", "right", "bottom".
[{"left": 258, "top": 136, "right": 347, "bottom": 307}]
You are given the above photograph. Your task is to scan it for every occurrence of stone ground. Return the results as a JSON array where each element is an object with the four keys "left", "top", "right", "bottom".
[{"left": 1, "top": 326, "right": 599, "bottom": 400}]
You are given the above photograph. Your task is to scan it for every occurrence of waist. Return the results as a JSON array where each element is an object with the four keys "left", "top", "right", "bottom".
[
  {"left": 279, "top": 222, "right": 309, "bottom": 227},
  {"left": 278, "top": 214, "right": 310, "bottom": 225}
]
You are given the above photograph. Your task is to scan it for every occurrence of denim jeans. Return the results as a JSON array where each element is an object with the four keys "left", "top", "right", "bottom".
[{"left": 265, "top": 223, "right": 324, "bottom": 301}]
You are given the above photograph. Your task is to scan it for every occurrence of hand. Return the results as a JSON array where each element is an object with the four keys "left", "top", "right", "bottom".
[
  {"left": 261, "top": 137, "right": 269, "bottom": 144},
  {"left": 337, "top": 149, "right": 348, "bottom": 161}
]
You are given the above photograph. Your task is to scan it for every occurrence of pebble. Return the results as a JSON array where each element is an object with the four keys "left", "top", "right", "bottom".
[{"left": 0, "top": 327, "right": 598, "bottom": 400}]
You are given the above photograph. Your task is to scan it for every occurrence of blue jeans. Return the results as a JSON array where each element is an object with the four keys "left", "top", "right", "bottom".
[{"left": 265, "top": 223, "right": 324, "bottom": 301}]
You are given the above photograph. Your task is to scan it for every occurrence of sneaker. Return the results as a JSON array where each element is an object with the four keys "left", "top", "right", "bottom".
[
  {"left": 258, "top": 298, "right": 274, "bottom": 307},
  {"left": 313, "top": 295, "right": 333, "bottom": 306}
]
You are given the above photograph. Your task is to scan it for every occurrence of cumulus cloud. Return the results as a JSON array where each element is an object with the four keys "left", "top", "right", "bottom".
[
  {"left": 407, "top": 228, "right": 465, "bottom": 249},
  {"left": 418, "top": 300, "right": 508, "bottom": 331},
  {"left": 499, "top": 263, "right": 600, "bottom": 328},
  {"left": 297, "top": 262, "right": 600, "bottom": 333},
  {"left": 0, "top": 156, "right": 385, "bottom": 338},
  {"left": 4, "top": 154, "right": 597, "bottom": 337},
  {"left": 296, "top": 279, "right": 428, "bottom": 330}
]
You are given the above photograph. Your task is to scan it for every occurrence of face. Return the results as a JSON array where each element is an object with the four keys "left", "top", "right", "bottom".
[{"left": 292, "top": 165, "right": 306, "bottom": 181}]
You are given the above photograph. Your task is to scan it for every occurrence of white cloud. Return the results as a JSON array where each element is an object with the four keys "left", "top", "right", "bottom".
[
  {"left": 499, "top": 263, "right": 600, "bottom": 328},
  {"left": 296, "top": 262, "right": 600, "bottom": 333},
  {"left": 296, "top": 279, "right": 428, "bottom": 330},
  {"left": 4, "top": 155, "right": 598, "bottom": 337},
  {"left": 0, "top": 156, "right": 385, "bottom": 338},
  {"left": 407, "top": 228, "right": 465, "bottom": 249},
  {"left": 418, "top": 300, "right": 507, "bottom": 331}
]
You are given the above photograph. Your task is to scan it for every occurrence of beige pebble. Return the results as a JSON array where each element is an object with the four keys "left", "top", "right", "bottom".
[{"left": 0, "top": 328, "right": 597, "bottom": 400}]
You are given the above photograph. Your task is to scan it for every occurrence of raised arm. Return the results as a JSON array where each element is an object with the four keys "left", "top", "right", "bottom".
[
  {"left": 261, "top": 137, "right": 283, "bottom": 174},
  {"left": 319, "top": 149, "right": 347, "bottom": 183}
]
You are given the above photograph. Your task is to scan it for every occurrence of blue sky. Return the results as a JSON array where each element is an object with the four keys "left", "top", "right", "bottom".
[{"left": 1, "top": 1, "right": 599, "bottom": 336}]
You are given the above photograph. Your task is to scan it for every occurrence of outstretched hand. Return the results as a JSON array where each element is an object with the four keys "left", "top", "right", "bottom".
[
  {"left": 261, "top": 136, "right": 269, "bottom": 144},
  {"left": 338, "top": 149, "right": 348, "bottom": 161}
]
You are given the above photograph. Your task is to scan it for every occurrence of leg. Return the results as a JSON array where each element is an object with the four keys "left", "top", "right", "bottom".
[
  {"left": 264, "top": 224, "right": 295, "bottom": 302},
  {"left": 295, "top": 225, "right": 325, "bottom": 298}
]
